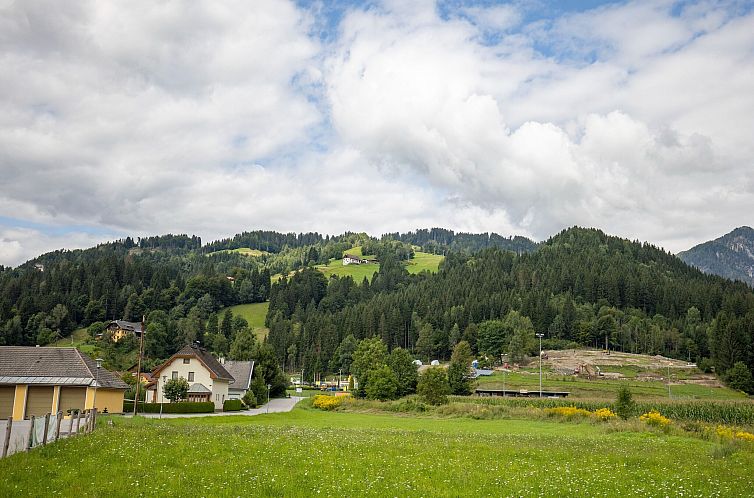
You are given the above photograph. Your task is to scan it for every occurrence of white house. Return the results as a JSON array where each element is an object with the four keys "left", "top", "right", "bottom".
[
  {"left": 148, "top": 344, "right": 234, "bottom": 410},
  {"left": 343, "top": 254, "right": 367, "bottom": 265},
  {"left": 223, "top": 360, "right": 254, "bottom": 400}
]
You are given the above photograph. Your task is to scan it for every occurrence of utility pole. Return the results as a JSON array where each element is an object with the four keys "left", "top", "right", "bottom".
[
  {"left": 133, "top": 315, "right": 145, "bottom": 416},
  {"left": 536, "top": 333, "right": 544, "bottom": 397}
]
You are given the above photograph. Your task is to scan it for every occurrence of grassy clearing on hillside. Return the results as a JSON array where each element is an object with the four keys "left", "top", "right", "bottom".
[
  {"left": 476, "top": 370, "right": 747, "bottom": 401},
  {"left": 50, "top": 327, "right": 89, "bottom": 348},
  {"left": 317, "top": 258, "right": 380, "bottom": 281},
  {"left": 1, "top": 408, "right": 752, "bottom": 497},
  {"left": 218, "top": 302, "right": 269, "bottom": 340},
  {"left": 406, "top": 251, "right": 443, "bottom": 274},
  {"left": 206, "top": 247, "right": 268, "bottom": 257}
]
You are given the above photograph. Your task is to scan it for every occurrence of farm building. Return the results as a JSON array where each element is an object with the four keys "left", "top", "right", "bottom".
[
  {"left": 0, "top": 346, "right": 128, "bottom": 420},
  {"left": 147, "top": 344, "right": 234, "bottom": 409},
  {"left": 342, "top": 254, "right": 368, "bottom": 265},
  {"left": 101, "top": 320, "right": 144, "bottom": 343}
]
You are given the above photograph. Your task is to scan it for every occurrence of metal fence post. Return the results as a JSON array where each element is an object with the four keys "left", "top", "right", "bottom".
[
  {"left": 2, "top": 417, "right": 12, "bottom": 458},
  {"left": 26, "top": 415, "right": 35, "bottom": 451}
]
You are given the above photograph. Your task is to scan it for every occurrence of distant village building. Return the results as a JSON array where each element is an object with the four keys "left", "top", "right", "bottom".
[
  {"left": 102, "top": 320, "right": 144, "bottom": 343},
  {"left": 342, "top": 254, "right": 376, "bottom": 266},
  {"left": 33, "top": 263, "right": 45, "bottom": 272}
]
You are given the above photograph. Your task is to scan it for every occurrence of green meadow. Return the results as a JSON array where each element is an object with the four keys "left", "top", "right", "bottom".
[
  {"left": 218, "top": 302, "right": 269, "bottom": 340},
  {"left": 1, "top": 406, "right": 753, "bottom": 497},
  {"left": 206, "top": 247, "right": 268, "bottom": 257}
]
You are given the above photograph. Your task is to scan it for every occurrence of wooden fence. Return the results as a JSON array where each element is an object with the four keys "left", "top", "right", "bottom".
[{"left": 1, "top": 408, "right": 98, "bottom": 459}]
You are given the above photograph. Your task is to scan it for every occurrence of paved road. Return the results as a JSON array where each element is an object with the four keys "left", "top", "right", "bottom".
[{"left": 125, "top": 396, "right": 303, "bottom": 418}]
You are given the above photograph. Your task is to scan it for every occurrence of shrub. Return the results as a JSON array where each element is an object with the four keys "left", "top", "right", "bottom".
[
  {"left": 417, "top": 367, "right": 450, "bottom": 406},
  {"left": 163, "top": 378, "right": 189, "bottom": 403},
  {"left": 725, "top": 362, "right": 754, "bottom": 393},
  {"left": 593, "top": 408, "right": 617, "bottom": 421},
  {"left": 640, "top": 411, "right": 671, "bottom": 428},
  {"left": 735, "top": 430, "right": 754, "bottom": 443},
  {"left": 123, "top": 402, "right": 215, "bottom": 414},
  {"left": 545, "top": 406, "right": 592, "bottom": 419},
  {"left": 313, "top": 395, "right": 343, "bottom": 411},
  {"left": 615, "top": 385, "right": 636, "bottom": 420},
  {"left": 243, "top": 390, "right": 258, "bottom": 408},
  {"left": 223, "top": 399, "right": 243, "bottom": 412},
  {"left": 365, "top": 365, "right": 399, "bottom": 401}
]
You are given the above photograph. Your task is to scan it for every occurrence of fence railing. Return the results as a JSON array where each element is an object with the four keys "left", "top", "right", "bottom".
[{"left": 1, "top": 408, "right": 98, "bottom": 458}]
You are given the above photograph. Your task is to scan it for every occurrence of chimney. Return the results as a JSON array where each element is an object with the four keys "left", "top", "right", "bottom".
[{"left": 219, "top": 356, "right": 225, "bottom": 365}]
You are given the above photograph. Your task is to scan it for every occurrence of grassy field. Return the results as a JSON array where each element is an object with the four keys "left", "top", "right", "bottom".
[
  {"left": 1, "top": 406, "right": 752, "bottom": 497},
  {"left": 207, "top": 247, "right": 268, "bottom": 257},
  {"left": 405, "top": 251, "right": 444, "bottom": 274},
  {"left": 218, "top": 302, "right": 269, "bottom": 340},
  {"left": 476, "top": 369, "right": 747, "bottom": 401}
]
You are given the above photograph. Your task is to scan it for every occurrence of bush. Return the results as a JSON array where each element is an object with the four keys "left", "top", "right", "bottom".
[
  {"left": 615, "top": 385, "right": 636, "bottom": 420},
  {"left": 697, "top": 357, "right": 714, "bottom": 373},
  {"left": 313, "top": 394, "right": 344, "bottom": 410},
  {"left": 640, "top": 410, "right": 671, "bottom": 428},
  {"left": 725, "top": 362, "right": 754, "bottom": 393},
  {"left": 593, "top": 408, "right": 617, "bottom": 421},
  {"left": 123, "top": 402, "right": 215, "bottom": 414},
  {"left": 365, "top": 365, "right": 399, "bottom": 401},
  {"left": 223, "top": 399, "right": 243, "bottom": 412},
  {"left": 545, "top": 406, "right": 592, "bottom": 419},
  {"left": 417, "top": 367, "right": 450, "bottom": 406},
  {"left": 243, "top": 390, "right": 258, "bottom": 408}
]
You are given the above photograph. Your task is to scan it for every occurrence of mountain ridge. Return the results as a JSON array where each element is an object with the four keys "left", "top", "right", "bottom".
[{"left": 678, "top": 226, "right": 754, "bottom": 287}]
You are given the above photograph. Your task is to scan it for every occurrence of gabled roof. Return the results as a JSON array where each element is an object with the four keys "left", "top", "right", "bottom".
[
  {"left": 343, "top": 254, "right": 365, "bottom": 261},
  {"left": 151, "top": 344, "right": 234, "bottom": 382},
  {"left": 108, "top": 320, "right": 143, "bottom": 334},
  {"left": 224, "top": 360, "right": 254, "bottom": 390},
  {"left": 0, "top": 346, "right": 128, "bottom": 389}
]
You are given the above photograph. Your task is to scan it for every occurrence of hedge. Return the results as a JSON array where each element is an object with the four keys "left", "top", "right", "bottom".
[
  {"left": 223, "top": 399, "right": 243, "bottom": 412},
  {"left": 122, "top": 401, "right": 215, "bottom": 414}
]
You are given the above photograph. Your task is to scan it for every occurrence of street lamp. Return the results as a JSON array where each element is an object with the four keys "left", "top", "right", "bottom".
[
  {"left": 500, "top": 353, "right": 507, "bottom": 397},
  {"left": 266, "top": 384, "right": 271, "bottom": 414},
  {"left": 339, "top": 369, "right": 342, "bottom": 393},
  {"left": 535, "top": 334, "right": 544, "bottom": 397},
  {"left": 93, "top": 358, "right": 103, "bottom": 411}
]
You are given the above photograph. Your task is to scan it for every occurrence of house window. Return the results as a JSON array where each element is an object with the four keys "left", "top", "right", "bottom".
[
  {"left": 172, "top": 371, "right": 178, "bottom": 380},
  {"left": 183, "top": 358, "right": 190, "bottom": 364},
  {"left": 188, "top": 372, "right": 194, "bottom": 382}
]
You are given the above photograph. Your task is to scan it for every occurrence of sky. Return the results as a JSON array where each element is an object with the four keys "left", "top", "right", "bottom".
[{"left": 1, "top": 0, "right": 753, "bottom": 266}]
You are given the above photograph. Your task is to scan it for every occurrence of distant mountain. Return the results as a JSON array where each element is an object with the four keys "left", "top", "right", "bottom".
[{"left": 678, "top": 227, "right": 754, "bottom": 286}]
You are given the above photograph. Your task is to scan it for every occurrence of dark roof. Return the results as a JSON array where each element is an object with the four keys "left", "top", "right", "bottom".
[
  {"left": 343, "top": 254, "right": 366, "bottom": 261},
  {"left": 224, "top": 360, "right": 254, "bottom": 390},
  {"left": 0, "top": 346, "right": 129, "bottom": 389},
  {"left": 108, "top": 320, "right": 143, "bottom": 334},
  {"left": 152, "top": 344, "right": 234, "bottom": 382}
]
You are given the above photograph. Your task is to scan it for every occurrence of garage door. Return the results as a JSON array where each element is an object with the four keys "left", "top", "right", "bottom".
[
  {"left": 58, "top": 387, "right": 86, "bottom": 415},
  {"left": 25, "top": 386, "right": 54, "bottom": 418},
  {"left": 0, "top": 386, "right": 14, "bottom": 420}
]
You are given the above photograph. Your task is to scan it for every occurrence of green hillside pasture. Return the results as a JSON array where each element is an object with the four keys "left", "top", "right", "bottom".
[
  {"left": 218, "top": 302, "right": 269, "bottom": 340},
  {"left": 317, "top": 258, "right": 380, "bottom": 281},
  {"left": 406, "top": 251, "right": 443, "bottom": 274},
  {"left": 475, "top": 370, "right": 748, "bottom": 401},
  {"left": 1, "top": 409, "right": 752, "bottom": 497},
  {"left": 50, "top": 327, "right": 89, "bottom": 348},
  {"left": 206, "top": 247, "right": 268, "bottom": 257}
]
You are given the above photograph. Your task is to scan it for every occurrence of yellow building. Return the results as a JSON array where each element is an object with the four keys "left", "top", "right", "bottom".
[
  {"left": 0, "top": 346, "right": 128, "bottom": 420},
  {"left": 103, "top": 320, "right": 144, "bottom": 343}
]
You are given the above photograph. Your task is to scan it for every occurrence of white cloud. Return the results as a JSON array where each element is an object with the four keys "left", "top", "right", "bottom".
[{"left": 1, "top": 0, "right": 753, "bottom": 265}]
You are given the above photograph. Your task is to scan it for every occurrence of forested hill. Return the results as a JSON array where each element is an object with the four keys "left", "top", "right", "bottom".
[
  {"left": 678, "top": 226, "right": 754, "bottom": 287},
  {"left": 267, "top": 227, "right": 754, "bottom": 390},
  {"left": 2, "top": 226, "right": 753, "bottom": 391}
]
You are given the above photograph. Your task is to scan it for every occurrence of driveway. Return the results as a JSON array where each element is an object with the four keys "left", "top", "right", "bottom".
[{"left": 126, "top": 396, "right": 303, "bottom": 418}]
